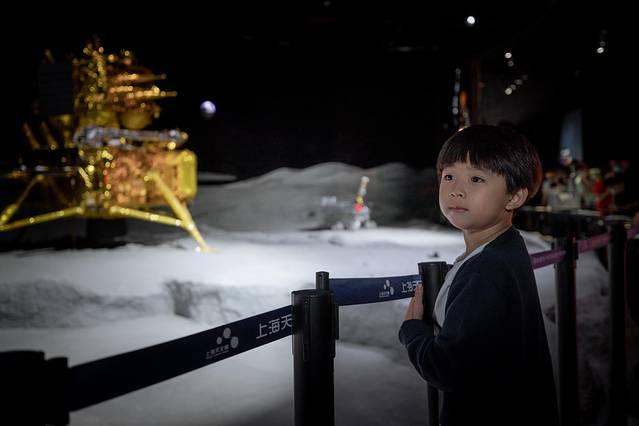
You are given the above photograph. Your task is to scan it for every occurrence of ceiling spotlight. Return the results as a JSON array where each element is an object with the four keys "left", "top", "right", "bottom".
[
  {"left": 504, "top": 51, "right": 513, "bottom": 59},
  {"left": 465, "top": 16, "right": 476, "bottom": 26},
  {"left": 505, "top": 87, "right": 513, "bottom": 95},
  {"left": 597, "top": 29, "right": 607, "bottom": 55}
]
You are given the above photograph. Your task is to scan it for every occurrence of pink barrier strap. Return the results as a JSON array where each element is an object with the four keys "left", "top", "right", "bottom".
[
  {"left": 577, "top": 233, "right": 610, "bottom": 253},
  {"left": 530, "top": 249, "right": 566, "bottom": 269}
]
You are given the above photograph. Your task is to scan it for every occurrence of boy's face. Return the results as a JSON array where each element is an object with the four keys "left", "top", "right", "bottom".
[{"left": 439, "top": 160, "right": 523, "bottom": 232}]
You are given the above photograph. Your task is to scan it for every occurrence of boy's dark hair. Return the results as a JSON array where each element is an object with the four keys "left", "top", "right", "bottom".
[{"left": 436, "top": 125, "right": 543, "bottom": 200}]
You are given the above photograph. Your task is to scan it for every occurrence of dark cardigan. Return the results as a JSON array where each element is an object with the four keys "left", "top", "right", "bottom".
[{"left": 399, "top": 227, "right": 558, "bottom": 426}]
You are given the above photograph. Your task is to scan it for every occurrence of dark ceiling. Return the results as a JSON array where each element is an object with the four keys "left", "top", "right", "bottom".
[{"left": 7, "top": 1, "right": 622, "bottom": 174}]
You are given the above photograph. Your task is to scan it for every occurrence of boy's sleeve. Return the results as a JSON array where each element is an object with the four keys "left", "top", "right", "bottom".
[
  {"left": 398, "top": 318, "right": 436, "bottom": 377},
  {"left": 398, "top": 270, "right": 509, "bottom": 392}
]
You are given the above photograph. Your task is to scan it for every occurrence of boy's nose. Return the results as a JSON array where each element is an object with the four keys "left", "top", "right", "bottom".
[{"left": 449, "top": 189, "right": 465, "bottom": 198}]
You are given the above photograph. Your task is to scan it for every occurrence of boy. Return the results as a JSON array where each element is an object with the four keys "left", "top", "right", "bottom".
[{"left": 399, "top": 125, "right": 558, "bottom": 426}]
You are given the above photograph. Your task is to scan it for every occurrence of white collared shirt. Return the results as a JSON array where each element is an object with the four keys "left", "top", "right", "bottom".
[{"left": 433, "top": 241, "right": 490, "bottom": 328}]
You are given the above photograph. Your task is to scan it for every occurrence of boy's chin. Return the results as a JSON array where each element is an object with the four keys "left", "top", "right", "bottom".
[
  {"left": 446, "top": 220, "right": 466, "bottom": 231},
  {"left": 443, "top": 214, "right": 465, "bottom": 229}
]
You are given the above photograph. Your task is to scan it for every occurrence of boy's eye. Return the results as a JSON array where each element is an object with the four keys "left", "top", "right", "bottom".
[
  {"left": 442, "top": 174, "right": 453, "bottom": 181},
  {"left": 471, "top": 176, "right": 485, "bottom": 183}
]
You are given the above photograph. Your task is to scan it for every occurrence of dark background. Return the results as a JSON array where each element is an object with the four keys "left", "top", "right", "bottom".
[{"left": 7, "top": 1, "right": 623, "bottom": 179}]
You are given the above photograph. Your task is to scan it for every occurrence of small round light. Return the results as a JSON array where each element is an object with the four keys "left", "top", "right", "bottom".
[{"left": 200, "top": 100, "right": 217, "bottom": 119}]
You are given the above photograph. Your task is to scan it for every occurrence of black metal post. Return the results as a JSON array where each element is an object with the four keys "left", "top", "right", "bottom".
[
  {"left": 418, "top": 261, "right": 448, "bottom": 426},
  {"left": 1, "top": 350, "right": 69, "bottom": 426},
  {"left": 315, "top": 271, "right": 330, "bottom": 291},
  {"left": 292, "top": 288, "right": 336, "bottom": 426},
  {"left": 316, "top": 271, "right": 338, "bottom": 341},
  {"left": 607, "top": 221, "right": 627, "bottom": 426},
  {"left": 554, "top": 236, "right": 579, "bottom": 426},
  {"left": 628, "top": 239, "right": 639, "bottom": 322}
]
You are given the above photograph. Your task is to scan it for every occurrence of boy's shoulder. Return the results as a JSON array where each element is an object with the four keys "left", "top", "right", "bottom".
[
  {"left": 485, "top": 227, "right": 528, "bottom": 256},
  {"left": 460, "top": 228, "right": 530, "bottom": 278}
]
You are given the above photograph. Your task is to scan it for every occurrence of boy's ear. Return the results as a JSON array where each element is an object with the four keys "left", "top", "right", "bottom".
[{"left": 506, "top": 188, "right": 528, "bottom": 211}]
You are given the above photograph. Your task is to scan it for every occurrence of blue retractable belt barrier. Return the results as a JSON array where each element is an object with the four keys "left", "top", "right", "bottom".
[
  {"left": 69, "top": 305, "right": 292, "bottom": 411},
  {"left": 329, "top": 274, "right": 422, "bottom": 306}
]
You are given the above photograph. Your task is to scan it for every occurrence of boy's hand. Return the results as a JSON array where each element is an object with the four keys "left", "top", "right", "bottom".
[{"left": 404, "top": 284, "right": 425, "bottom": 321}]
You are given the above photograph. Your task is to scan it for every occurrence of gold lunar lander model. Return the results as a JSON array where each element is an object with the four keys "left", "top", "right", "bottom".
[{"left": 1, "top": 40, "right": 211, "bottom": 251}]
